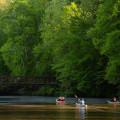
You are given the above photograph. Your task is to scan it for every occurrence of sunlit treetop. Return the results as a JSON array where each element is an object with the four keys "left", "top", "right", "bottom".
[
  {"left": 62, "top": 2, "right": 92, "bottom": 26},
  {"left": 0, "top": 0, "right": 14, "bottom": 10}
]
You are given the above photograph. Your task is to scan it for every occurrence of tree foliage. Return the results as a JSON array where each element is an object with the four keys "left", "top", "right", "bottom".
[
  {"left": 0, "top": 0, "right": 49, "bottom": 75},
  {"left": 0, "top": 0, "right": 119, "bottom": 97},
  {"left": 88, "top": 0, "right": 120, "bottom": 84}
]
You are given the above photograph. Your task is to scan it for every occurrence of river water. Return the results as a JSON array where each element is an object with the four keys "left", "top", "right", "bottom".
[{"left": 0, "top": 96, "right": 120, "bottom": 120}]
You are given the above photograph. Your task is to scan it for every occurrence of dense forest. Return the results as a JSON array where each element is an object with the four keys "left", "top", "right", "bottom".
[{"left": 0, "top": 0, "right": 120, "bottom": 97}]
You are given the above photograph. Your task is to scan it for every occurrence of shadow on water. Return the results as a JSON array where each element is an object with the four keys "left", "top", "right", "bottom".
[
  {"left": 0, "top": 96, "right": 109, "bottom": 104},
  {"left": 0, "top": 96, "right": 120, "bottom": 120}
]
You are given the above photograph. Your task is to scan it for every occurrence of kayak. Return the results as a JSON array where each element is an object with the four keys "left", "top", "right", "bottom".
[
  {"left": 107, "top": 101, "right": 120, "bottom": 104},
  {"left": 76, "top": 103, "right": 87, "bottom": 107},
  {"left": 56, "top": 99, "right": 66, "bottom": 104}
]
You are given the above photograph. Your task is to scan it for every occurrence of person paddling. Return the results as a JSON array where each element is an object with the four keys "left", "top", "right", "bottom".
[
  {"left": 57, "top": 97, "right": 62, "bottom": 101},
  {"left": 61, "top": 97, "right": 65, "bottom": 101},
  {"left": 112, "top": 97, "right": 116, "bottom": 102},
  {"left": 78, "top": 98, "right": 85, "bottom": 105},
  {"left": 81, "top": 98, "right": 85, "bottom": 105}
]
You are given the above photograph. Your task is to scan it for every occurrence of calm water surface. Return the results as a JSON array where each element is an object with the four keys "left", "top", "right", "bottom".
[{"left": 0, "top": 96, "right": 120, "bottom": 120}]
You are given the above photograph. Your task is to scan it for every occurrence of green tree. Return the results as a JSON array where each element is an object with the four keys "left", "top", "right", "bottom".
[
  {"left": 59, "top": 2, "right": 103, "bottom": 96},
  {"left": 38, "top": 0, "right": 70, "bottom": 77},
  {"left": 88, "top": 0, "right": 120, "bottom": 86},
  {"left": 0, "top": 0, "right": 49, "bottom": 76},
  {"left": 41, "top": 1, "right": 103, "bottom": 96},
  {"left": 80, "top": 0, "right": 99, "bottom": 18},
  {"left": 0, "top": 1, "right": 13, "bottom": 76}
]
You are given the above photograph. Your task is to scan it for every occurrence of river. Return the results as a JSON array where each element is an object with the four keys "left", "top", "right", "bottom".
[{"left": 0, "top": 96, "right": 120, "bottom": 120}]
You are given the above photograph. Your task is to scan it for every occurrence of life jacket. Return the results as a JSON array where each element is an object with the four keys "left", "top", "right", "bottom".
[
  {"left": 58, "top": 97, "right": 61, "bottom": 101},
  {"left": 62, "top": 97, "right": 65, "bottom": 101},
  {"left": 113, "top": 98, "right": 116, "bottom": 102}
]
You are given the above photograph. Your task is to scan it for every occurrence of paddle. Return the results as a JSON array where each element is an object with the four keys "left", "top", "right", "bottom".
[
  {"left": 75, "top": 95, "right": 78, "bottom": 98},
  {"left": 75, "top": 95, "right": 80, "bottom": 103}
]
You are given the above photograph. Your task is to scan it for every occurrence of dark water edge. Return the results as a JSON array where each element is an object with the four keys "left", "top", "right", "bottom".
[
  {"left": 0, "top": 96, "right": 112, "bottom": 105},
  {"left": 0, "top": 96, "right": 120, "bottom": 120}
]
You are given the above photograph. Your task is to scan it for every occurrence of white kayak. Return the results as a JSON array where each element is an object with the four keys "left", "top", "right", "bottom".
[
  {"left": 76, "top": 103, "right": 87, "bottom": 107},
  {"left": 107, "top": 101, "right": 120, "bottom": 104}
]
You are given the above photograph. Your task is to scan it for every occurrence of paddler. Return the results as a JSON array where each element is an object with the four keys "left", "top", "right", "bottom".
[
  {"left": 112, "top": 97, "right": 116, "bottom": 102},
  {"left": 81, "top": 98, "right": 85, "bottom": 105},
  {"left": 57, "top": 97, "right": 62, "bottom": 101},
  {"left": 78, "top": 98, "right": 85, "bottom": 105},
  {"left": 61, "top": 97, "right": 65, "bottom": 101}
]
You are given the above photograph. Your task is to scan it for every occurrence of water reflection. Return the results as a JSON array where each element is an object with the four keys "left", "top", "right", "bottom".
[
  {"left": 80, "top": 107, "right": 85, "bottom": 119},
  {"left": 75, "top": 106, "right": 86, "bottom": 120},
  {"left": 0, "top": 96, "right": 120, "bottom": 120},
  {"left": 0, "top": 104, "right": 120, "bottom": 120}
]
